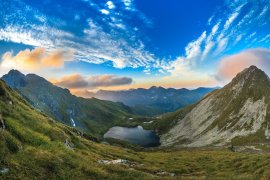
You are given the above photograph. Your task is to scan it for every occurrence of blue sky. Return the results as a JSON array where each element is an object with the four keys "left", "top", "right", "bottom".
[{"left": 0, "top": 0, "right": 270, "bottom": 93}]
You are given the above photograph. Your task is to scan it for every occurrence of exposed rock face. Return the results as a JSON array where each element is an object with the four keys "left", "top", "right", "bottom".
[{"left": 161, "top": 66, "right": 270, "bottom": 147}]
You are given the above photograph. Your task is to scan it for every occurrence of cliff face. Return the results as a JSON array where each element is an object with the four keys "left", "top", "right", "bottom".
[{"left": 161, "top": 66, "right": 270, "bottom": 147}]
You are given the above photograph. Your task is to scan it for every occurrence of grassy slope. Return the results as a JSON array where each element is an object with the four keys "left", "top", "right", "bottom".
[
  {"left": 2, "top": 81, "right": 270, "bottom": 179},
  {"left": 4, "top": 73, "right": 142, "bottom": 138}
]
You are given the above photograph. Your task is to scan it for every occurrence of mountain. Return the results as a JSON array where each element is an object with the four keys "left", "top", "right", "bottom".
[
  {"left": 2, "top": 78, "right": 270, "bottom": 179},
  {"left": 158, "top": 66, "right": 270, "bottom": 147},
  {"left": 2, "top": 70, "right": 137, "bottom": 137},
  {"left": 92, "top": 86, "right": 217, "bottom": 116}
]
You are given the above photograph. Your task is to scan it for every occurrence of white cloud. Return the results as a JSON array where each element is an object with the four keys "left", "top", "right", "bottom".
[
  {"left": 207, "top": 15, "right": 214, "bottom": 25},
  {"left": 143, "top": 69, "right": 151, "bottom": 75},
  {"left": 201, "top": 22, "right": 220, "bottom": 61},
  {"left": 122, "top": 0, "right": 132, "bottom": 9},
  {"left": 185, "top": 31, "right": 206, "bottom": 61},
  {"left": 224, "top": 12, "right": 239, "bottom": 30},
  {"left": 100, "top": 9, "right": 110, "bottom": 15},
  {"left": 258, "top": 34, "right": 270, "bottom": 43},
  {"left": 211, "top": 22, "right": 220, "bottom": 36},
  {"left": 106, "top": 1, "right": 115, "bottom": 9},
  {"left": 215, "top": 38, "right": 228, "bottom": 54},
  {"left": 201, "top": 41, "right": 214, "bottom": 61}
]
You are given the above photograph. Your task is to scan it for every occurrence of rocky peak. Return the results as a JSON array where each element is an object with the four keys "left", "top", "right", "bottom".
[
  {"left": 2, "top": 69, "right": 27, "bottom": 88},
  {"left": 160, "top": 66, "right": 270, "bottom": 147},
  {"left": 7, "top": 69, "right": 25, "bottom": 76},
  {"left": 232, "top": 66, "right": 268, "bottom": 83}
]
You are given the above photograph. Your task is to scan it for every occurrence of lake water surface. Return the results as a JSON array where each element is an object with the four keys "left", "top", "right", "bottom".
[{"left": 104, "top": 126, "right": 160, "bottom": 147}]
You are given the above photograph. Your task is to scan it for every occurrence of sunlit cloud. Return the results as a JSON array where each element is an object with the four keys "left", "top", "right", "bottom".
[
  {"left": 216, "top": 48, "right": 270, "bottom": 83},
  {"left": 0, "top": 47, "right": 74, "bottom": 71}
]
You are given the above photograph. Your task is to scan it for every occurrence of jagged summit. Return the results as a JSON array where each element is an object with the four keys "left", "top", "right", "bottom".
[
  {"left": 7, "top": 69, "right": 24, "bottom": 76},
  {"left": 232, "top": 65, "right": 269, "bottom": 85},
  {"left": 3, "top": 70, "right": 52, "bottom": 87}
]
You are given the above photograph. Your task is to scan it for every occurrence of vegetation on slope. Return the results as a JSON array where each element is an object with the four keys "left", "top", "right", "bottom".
[
  {"left": 2, "top": 79, "right": 270, "bottom": 179},
  {"left": 2, "top": 70, "right": 144, "bottom": 138}
]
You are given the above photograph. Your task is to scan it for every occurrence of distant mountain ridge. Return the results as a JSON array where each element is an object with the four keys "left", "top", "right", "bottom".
[
  {"left": 91, "top": 86, "right": 218, "bottom": 116},
  {"left": 158, "top": 66, "right": 270, "bottom": 147},
  {"left": 2, "top": 70, "right": 137, "bottom": 137}
]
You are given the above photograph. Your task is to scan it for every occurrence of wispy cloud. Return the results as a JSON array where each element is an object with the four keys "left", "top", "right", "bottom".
[
  {"left": 1, "top": 0, "right": 269, "bottom": 81},
  {"left": 163, "top": 0, "right": 270, "bottom": 77},
  {"left": 0, "top": 0, "right": 156, "bottom": 70}
]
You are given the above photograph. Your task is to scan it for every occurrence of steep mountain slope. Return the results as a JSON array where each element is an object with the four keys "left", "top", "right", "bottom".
[
  {"left": 160, "top": 66, "right": 270, "bottom": 147},
  {"left": 2, "top": 79, "right": 270, "bottom": 179},
  {"left": 92, "top": 86, "right": 217, "bottom": 116},
  {"left": 2, "top": 70, "right": 136, "bottom": 137}
]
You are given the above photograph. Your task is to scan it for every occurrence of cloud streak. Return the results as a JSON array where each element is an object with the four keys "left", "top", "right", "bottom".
[{"left": 52, "top": 74, "right": 133, "bottom": 89}]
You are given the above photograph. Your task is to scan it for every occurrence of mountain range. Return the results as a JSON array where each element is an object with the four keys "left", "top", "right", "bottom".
[
  {"left": 1, "top": 70, "right": 216, "bottom": 136},
  {"left": 1, "top": 70, "right": 138, "bottom": 137},
  {"left": 156, "top": 66, "right": 270, "bottom": 147},
  {"left": 90, "top": 86, "right": 217, "bottom": 116},
  {"left": 3, "top": 66, "right": 269, "bottom": 149},
  {"left": 1, "top": 71, "right": 269, "bottom": 179}
]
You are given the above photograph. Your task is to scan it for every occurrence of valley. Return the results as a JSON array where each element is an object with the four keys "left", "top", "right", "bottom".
[
  {"left": 1, "top": 76, "right": 270, "bottom": 179},
  {"left": 1, "top": 70, "right": 145, "bottom": 138},
  {"left": 1, "top": 0, "right": 270, "bottom": 178}
]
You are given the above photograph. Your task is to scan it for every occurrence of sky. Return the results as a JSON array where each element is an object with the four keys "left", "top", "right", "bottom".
[{"left": 0, "top": 0, "right": 270, "bottom": 96}]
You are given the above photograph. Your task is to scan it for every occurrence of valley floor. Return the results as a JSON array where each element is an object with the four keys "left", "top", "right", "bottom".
[{"left": 2, "top": 138, "right": 270, "bottom": 179}]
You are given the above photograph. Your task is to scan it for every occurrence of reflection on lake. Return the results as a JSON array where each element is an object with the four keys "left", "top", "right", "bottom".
[{"left": 104, "top": 126, "right": 160, "bottom": 147}]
